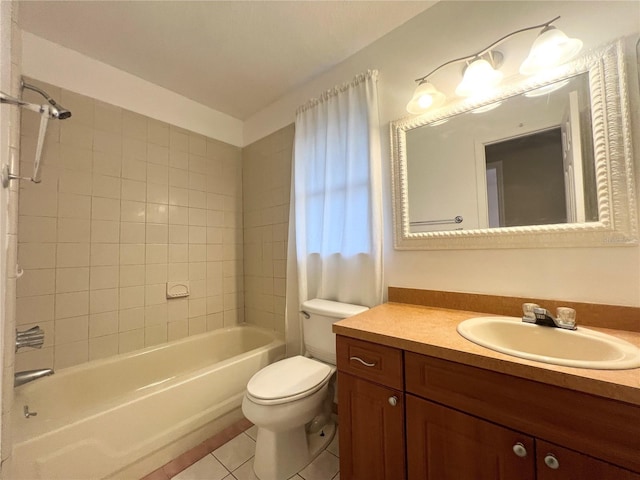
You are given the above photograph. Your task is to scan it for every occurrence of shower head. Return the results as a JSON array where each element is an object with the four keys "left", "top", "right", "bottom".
[{"left": 21, "top": 80, "right": 72, "bottom": 120}]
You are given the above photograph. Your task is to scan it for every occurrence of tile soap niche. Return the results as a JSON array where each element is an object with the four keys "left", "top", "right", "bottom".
[{"left": 167, "top": 282, "right": 190, "bottom": 299}]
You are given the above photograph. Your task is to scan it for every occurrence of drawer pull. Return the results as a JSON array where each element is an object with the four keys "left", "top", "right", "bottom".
[
  {"left": 544, "top": 454, "right": 560, "bottom": 470},
  {"left": 512, "top": 442, "right": 527, "bottom": 458},
  {"left": 388, "top": 396, "right": 398, "bottom": 407},
  {"left": 349, "top": 356, "right": 376, "bottom": 367}
]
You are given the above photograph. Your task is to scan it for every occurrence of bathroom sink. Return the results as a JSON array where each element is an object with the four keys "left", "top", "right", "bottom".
[{"left": 456, "top": 316, "right": 640, "bottom": 369}]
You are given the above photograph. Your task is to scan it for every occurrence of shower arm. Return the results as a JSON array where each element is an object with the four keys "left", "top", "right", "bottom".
[{"left": 0, "top": 91, "right": 55, "bottom": 186}]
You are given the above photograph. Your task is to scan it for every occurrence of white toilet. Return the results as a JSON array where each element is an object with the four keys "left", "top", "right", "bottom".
[{"left": 242, "top": 298, "right": 368, "bottom": 480}]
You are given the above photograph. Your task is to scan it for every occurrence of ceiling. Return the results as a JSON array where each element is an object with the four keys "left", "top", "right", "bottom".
[{"left": 19, "top": 1, "right": 435, "bottom": 120}]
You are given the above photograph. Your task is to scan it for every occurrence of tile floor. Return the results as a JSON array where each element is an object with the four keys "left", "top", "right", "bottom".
[{"left": 167, "top": 424, "right": 340, "bottom": 480}]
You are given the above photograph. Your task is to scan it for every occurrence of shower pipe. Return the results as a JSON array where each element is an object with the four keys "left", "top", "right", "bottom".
[{"left": 0, "top": 81, "right": 72, "bottom": 187}]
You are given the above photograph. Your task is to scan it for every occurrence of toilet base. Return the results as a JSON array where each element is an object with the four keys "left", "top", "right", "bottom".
[{"left": 253, "top": 419, "right": 336, "bottom": 480}]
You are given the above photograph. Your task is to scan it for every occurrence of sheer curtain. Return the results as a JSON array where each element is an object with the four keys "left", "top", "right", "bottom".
[{"left": 285, "top": 70, "right": 383, "bottom": 354}]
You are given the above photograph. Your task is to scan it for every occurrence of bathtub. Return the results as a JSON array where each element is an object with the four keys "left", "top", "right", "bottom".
[{"left": 8, "top": 325, "right": 285, "bottom": 480}]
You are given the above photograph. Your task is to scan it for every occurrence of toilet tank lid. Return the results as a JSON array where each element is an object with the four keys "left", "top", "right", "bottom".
[{"left": 301, "top": 299, "right": 369, "bottom": 318}]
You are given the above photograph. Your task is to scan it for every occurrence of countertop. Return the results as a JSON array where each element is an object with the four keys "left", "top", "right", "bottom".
[{"left": 332, "top": 302, "right": 640, "bottom": 405}]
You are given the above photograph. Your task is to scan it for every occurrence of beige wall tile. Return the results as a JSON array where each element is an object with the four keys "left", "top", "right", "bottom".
[
  {"left": 89, "top": 334, "right": 119, "bottom": 360},
  {"left": 93, "top": 151, "right": 122, "bottom": 178},
  {"left": 148, "top": 119, "right": 169, "bottom": 147},
  {"left": 189, "top": 244, "right": 206, "bottom": 263},
  {"left": 57, "top": 218, "right": 91, "bottom": 243},
  {"left": 146, "top": 224, "right": 168, "bottom": 244},
  {"left": 89, "top": 288, "right": 119, "bottom": 314},
  {"left": 57, "top": 243, "right": 90, "bottom": 267},
  {"left": 92, "top": 173, "right": 121, "bottom": 199},
  {"left": 90, "top": 265, "right": 119, "bottom": 290},
  {"left": 145, "top": 263, "right": 167, "bottom": 285},
  {"left": 119, "top": 285, "right": 144, "bottom": 310},
  {"left": 118, "top": 329, "right": 144, "bottom": 353},
  {"left": 92, "top": 220, "right": 120, "bottom": 243},
  {"left": 119, "top": 264, "right": 145, "bottom": 287},
  {"left": 146, "top": 244, "right": 167, "bottom": 264},
  {"left": 58, "top": 192, "right": 91, "bottom": 219},
  {"left": 145, "top": 325, "right": 167, "bottom": 347},
  {"left": 92, "top": 197, "right": 120, "bottom": 221},
  {"left": 120, "top": 244, "right": 145, "bottom": 265},
  {"left": 188, "top": 316, "right": 206, "bottom": 335},
  {"left": 147, "top": 183, "right": 168, "bottom": 204},
  {"left": 19, "top": 187, "right": 58, "bottom": 217},
  {"left": 58, "top": 169, "right": 92, "bottom": 196},
  {"left": 123, "top": 137, "right": 146, "bottom": 162},
  {"left": 60, "top": 122, "right": 93, "bottom": 150},
  {"left": 170, "top": 129, "right": 188, "bottom": 152},
  {"left": 147, "top": 164, "right": 168, "bottom": 185},
  {"left": 167, "top": 319, "right": 188, "bottom": 341},
  {"left": 169, "top": 225, "right": 188, "bottom": 244},
  {"left": 55, "top": 291, "right": 89, "bottom": 319},
  {"left": 168, "top": 262, "right": 188, "bottom": 282},
  {"left": 145, "top": 304, "right": 167, "bottom": 327},
  {"left": 16, "top": 295, "right": 54, "bottom": 325},
  {"left": 121, "top": 178, "right": 146, "bottom": 202},
  {"left": 169, "top": 186, "right": 189, "bottom": 206},
  {"left": 61, "top": 89, "right": 94, "bottom": 126},
  {"left": 17, "top": 243, "right": 56, "bottom": 269},
  {"left": 91, "top": 243, "right": 119, "bottom": 266},
  {"left": 206, "top": 313, "right": 224, "bottom": 331},
  {"left": 145, "top": 283, "right": 165, "bottom": 306},
  {"left": 121, "top": 200, "right": 146, "bottom": 223},
  {"left": 15, "top": 347, "right": 54, "bottom": 372},
  {"left": 120, "top": 222, "right": 145, "bottom": 244},
  {"left": 93, "top": 130, "right": 122, "bottom": 156},
  {"left": 17, "top": 268, "right": 55, "bottom": 297},
  {"left": 119, "top": 307, "right": 144, "bottom": 331},
  {"left": 55, "top": 315, "right": 89, "bottom": 345},
  {"left": 123, "top": 111, "right": 147, "bottom": 141},
  {"left": 56, "top": 267, "right": 90, "bottom": 293},
  {"left": 188, "top": 172, "right": 206, "bottom": 191},
  {"left": 89, "top": 311, "right": 119, "bottom": 338},
  {"left": 19, "top": 216, "right": 57, "bottom": 243},
  {"left": 169, "top": 205, "right": 188, "bottom": 226},
  {"left": 94, "top": 101, "right": 122, "bottom": 134},
  {"left": 121, "top": 158, "right": 146, "bottom": 181},
  {"left": 167, "top": 298, "right": 188, "bottom": 322},
  {"left": 189, "top": 297, "right": 206, "bottom": 318},
  {"left": 169, "top": 150, "right": 188, "bottom": 170},
  {"left": 169, "top": 167, "right": 189, "bottom": 187},
  {"left": 147, "top": 143, "right": 169, "bottom": 166},
  {"left": 146, "top": 203, "right": 168, "bottom": 224}
]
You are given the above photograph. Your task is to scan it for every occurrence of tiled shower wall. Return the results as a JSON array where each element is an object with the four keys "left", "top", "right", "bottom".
[
  {"left": 15, "top": 79, "right": 244, "bottom": 372},
  {"left": 242, "top": 125, "right": 293, "bottom": 335}
]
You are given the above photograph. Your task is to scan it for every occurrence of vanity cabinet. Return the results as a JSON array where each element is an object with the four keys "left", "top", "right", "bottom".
[
  {"left": 336, "top": 335, "right": 640, "bottom": 480},
  {"left": 336, "top": 336, "right": 405, "bottom": 480}
]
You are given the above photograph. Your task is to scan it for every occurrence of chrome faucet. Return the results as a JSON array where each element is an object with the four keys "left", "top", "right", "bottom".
[
  {"left": 522, "top": 303, "right": 577, "bottom": 330},
  {"left": 15, "top": 326, "right": 45, "bottom": 352},
  {"left": 14, "top": 368, "right": 54, "bottom": 387}
]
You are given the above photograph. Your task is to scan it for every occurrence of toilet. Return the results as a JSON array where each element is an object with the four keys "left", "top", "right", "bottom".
[{"left": 242, "top": 298, "right": 368, "bottom": 480}]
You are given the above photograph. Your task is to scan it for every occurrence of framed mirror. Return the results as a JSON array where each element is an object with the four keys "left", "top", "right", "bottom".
[{"left": 391, "top": 39, "right": 637, "bottom": 250}]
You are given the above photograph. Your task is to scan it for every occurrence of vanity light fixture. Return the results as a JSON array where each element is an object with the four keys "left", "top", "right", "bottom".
[{"left": 407, "top": 16, "right": 582, "bottom": 114}]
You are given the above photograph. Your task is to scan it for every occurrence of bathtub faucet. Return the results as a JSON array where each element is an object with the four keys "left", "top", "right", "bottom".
[
  {"left": 14, "top": 368, "right": 54, "bottom": 387},
  {"left": 15, "top": 326, "right": 45, "bottom": 351}
]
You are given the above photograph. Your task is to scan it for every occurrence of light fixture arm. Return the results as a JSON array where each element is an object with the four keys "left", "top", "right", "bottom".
[{"left": 414, "top": 15, "right": 561, "bottom": 84}]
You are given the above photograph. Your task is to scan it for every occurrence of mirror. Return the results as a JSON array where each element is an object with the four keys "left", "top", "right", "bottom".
[{"left": 391, "top": 39, "right": 637, "bottom": 249}]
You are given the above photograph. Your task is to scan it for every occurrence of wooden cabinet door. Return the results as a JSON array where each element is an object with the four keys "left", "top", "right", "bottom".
[
  {"left": 536, "top": 440, "right": 640, "bottom": 480},
  {"left": 406, "top": 395, "right": 535, "bottom": 480},
  {"left": 337, "top": 372, "right": 405, "bottom": 480}
]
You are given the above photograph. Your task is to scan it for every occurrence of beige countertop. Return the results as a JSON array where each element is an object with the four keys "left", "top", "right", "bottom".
[{"left": 332, "top": 302, "right": 640, "bottom": 405}]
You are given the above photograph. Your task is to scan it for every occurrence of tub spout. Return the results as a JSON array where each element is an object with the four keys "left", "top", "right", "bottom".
[{"left": 14, "top": 368, "right": 54, "bottom": 387}]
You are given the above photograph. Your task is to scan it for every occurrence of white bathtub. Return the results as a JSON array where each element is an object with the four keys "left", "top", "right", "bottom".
[{"left": 8, "top": 325, "right": 285, "bottom": 480}]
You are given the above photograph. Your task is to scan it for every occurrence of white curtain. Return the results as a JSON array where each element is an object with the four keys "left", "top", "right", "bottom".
[{"left": 285, "top": 70, "right": 383, "bottom": 354}]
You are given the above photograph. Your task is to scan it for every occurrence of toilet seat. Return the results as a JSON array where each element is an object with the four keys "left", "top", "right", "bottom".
[{"left": 246, "top": 356, "right": 335, "bottom": 406}]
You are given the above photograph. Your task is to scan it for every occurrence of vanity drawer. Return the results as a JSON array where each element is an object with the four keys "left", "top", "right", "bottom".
[{"left": 336, "top": 335, "right": 403, "bottom": 390}]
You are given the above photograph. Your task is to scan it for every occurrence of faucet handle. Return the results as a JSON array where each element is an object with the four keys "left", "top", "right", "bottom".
[
  {"left": 522, "top": 303, "right": 540, "bottom": 323},
  {"left": 556, "top": 307, "right": 577, "bottom": 329}
]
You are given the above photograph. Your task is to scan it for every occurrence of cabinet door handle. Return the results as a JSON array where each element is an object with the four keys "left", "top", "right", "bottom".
[
  {"left": 388, "top": 396, "right": 398, "bottom": 407},
  {"left": 544, "top": 453, "right": 560, "bottom": 470},
  {"left": 349, "top": 356, "right": 376, "bottom": 367},
  {"left": 512, "top": 442, "right": 528, "bottom": 458}
]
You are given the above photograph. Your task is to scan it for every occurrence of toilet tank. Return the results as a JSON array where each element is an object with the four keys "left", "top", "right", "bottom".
[{"left": 301, "top": 299, "right": 369, "bottom": 365}]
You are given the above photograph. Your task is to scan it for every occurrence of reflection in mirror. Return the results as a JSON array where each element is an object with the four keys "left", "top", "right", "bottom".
[
  {"left": 405, "top": 73, "right": 596, "bottom": 233},
  {"left": 391, "top": 39, "right": 637, "bottom": 250}
]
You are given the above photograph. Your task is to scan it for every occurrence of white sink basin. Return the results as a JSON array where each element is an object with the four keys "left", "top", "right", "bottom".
[{"left": 457, "top": 316, "right": 640, "bottom": 369}]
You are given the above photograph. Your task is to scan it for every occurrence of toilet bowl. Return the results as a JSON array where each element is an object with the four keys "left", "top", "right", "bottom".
[
  {"left": 241, "top": 299, "right": 368, "bottom": 480},
  {"left": 242, "top": 356, "right": 336, "bottom": 480}
]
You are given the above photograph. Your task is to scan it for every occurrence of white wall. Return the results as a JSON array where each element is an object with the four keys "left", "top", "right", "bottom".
[
  {"left": 21, "top": 33, "right": 244, "bottom": 147},
  {"left": 245, "top": 1, "right": 640, "bottom": 307}
]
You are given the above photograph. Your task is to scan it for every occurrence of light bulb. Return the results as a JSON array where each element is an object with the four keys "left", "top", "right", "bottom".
[
  {"left": 406, "top": 82, "right": 446, "bottom": 114},
  {"left": 520, "top": 26, "right": 583, "bottom": 75},
  {"left": 455, "top": 58, "right": 503, "bottom": 97}
]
